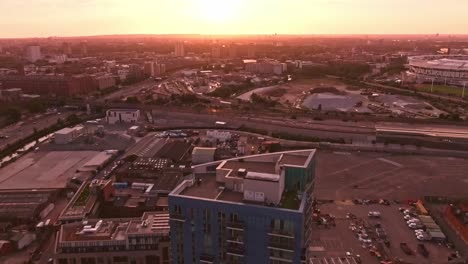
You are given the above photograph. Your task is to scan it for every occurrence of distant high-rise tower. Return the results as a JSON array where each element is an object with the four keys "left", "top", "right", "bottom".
[
  {"left": 211, "top": 44, "right": 221, "bottom": 58},
  {"left": 247, "top": 43, "right": 256, "bottom": 58},
  {"left": 80, "top": 41, "right": 88, "bottom": 57},
  {"left": 229, "top": 43, "right": 237, "bottom": 59},
  {"left": 175, "top": 41, "right": 185, "bottom": 57},
  {"left": 62, "top": 42, "right": 72, "bottom": 55},
  {"left": 25, "top": 45, "right": 41, "bottom": 62}
]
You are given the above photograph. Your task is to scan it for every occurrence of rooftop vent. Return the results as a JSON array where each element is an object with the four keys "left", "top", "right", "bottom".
[{"left": 237, "top": 168, "right": 247, "bottom": 177}]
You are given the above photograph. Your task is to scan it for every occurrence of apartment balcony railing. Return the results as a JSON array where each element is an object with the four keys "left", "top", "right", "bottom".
[
  {"left": 226, "top": 221, "right": 244, "bottom": 231},
  {"left": 199, "top": 253, "right": 215, "bottom": 263},
  {"left": 226, "top": 245, "right": 245, "bottom": 256}
]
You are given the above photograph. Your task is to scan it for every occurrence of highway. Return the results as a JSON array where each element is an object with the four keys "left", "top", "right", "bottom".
[
  {"left": 0, "top": 112, "right": 71, "bottom": 151},
  {"left": 97, "top": 79, "right": 156, "bottom": 103},
  {"left": 148, "top": 109, "right": 376, "bottom": 143},
  {"left": 376, "top": 123, "right": 468, "bottom": 139}
]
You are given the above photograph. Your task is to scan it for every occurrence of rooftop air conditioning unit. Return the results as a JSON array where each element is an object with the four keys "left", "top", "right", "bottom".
[{"left": 238, "top": 168, "right": 247, "bottom": 177}]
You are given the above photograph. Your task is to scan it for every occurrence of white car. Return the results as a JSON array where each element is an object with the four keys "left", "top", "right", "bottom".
[
  {"left": 368, "top": 211, "right": 381, "bottom": 217},
  {"left": 404, "top": 215, "right": 416, "bottom": 220},
  {"left": 404, "top": 209, "right": 416, "bottom": 215},
  {"left": 409, "top": 223, "right": 424, "bottom": 229},
  {"left": 417, "top": 235, "right": 431, "bottom": 241}
]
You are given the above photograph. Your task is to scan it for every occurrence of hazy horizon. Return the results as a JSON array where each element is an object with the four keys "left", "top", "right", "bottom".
[{"left": 1, "top": 0, "right": 468, "bottom": 38}]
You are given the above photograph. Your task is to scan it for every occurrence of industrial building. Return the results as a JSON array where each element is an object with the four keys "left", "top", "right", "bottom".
[
  {"left": 54, "top": 126, "right": 83, "bottom": 145},
  {"left": 0, "top": 189, "right": 58, "bottom": 221},
  {"left": 106, "top": 109, "right": 140, "bottom": 124},
  {"left": 169, "top": 149, "right": 316, "bottom": 264},
  {"left": 55, "top": 212, "right": 170, "bottom": 264},
  {"left": 191, "top": 147, "right": 216, "bottom": 164}
]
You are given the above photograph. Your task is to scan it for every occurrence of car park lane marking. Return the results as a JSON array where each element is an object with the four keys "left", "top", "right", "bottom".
[{"left": 377, "top": 158, "right": 403, "bottom": 168}]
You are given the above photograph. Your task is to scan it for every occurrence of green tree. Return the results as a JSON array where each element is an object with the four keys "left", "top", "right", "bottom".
[
  {"left": 66, "top": 114, "right": 81, "bottom": 124},
  {"left": 26, "top": 100, "right": 46, "bottom": 113},
  {"left": 3, "top": 107, "right": 21, "bottom": 123}
]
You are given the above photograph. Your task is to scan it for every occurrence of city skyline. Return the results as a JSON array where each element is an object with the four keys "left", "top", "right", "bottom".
[{"left": 1, "top": 0, "right": 468, "bottom": 38}]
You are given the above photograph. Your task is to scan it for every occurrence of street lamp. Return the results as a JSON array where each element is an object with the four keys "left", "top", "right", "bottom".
[
  {"left": 431, "top": 78, "right": 434, "bottom": 93},
  {"left": 463, "top": 82, "right": 466, "bottom": 98}
]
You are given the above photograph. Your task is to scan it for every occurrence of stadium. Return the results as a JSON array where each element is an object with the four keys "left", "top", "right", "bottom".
[{"left": 407, "top": 55, "right": 468, "bottom": 86}]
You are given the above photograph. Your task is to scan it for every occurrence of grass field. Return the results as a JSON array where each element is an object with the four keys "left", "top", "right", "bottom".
[{"left": 419, "top": 84, "right": 466, "bottom": 97}]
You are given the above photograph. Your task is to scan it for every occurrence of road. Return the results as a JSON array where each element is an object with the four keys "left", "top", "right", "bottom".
[
  {"left": 237, "top": 85, "right": 278, "bottom": 101},
  {"left": 148, "top": 109, "right": 376, "bottom": 143},
  {"left": 97, "top": 79, "right": 160, "bottom": 103},
  {"left": 0, "top": 112, "right": 70, "bottom": 151}
]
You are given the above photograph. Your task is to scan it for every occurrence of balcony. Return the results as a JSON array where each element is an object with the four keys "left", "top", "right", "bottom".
[
  {"left": 226, "top": 221, "right": 244, "bottom": 231},
  {"left": 169, "top": 213, "right": 185, "bottom": 222},
  {"left": 199, "top": 253, "right": 215, "bottom": 263},
  {"left": 226, "top": 236, "right": 244, "bottom": 244},
  {"left": 269, "top": 256, "right": 294, "bottom": 263},
  {"left": 226, "top": 245, "right": 244, "bottom": 257},
  {"left": 268, "top": 241, "right": 295, "bottom": 252},
  {"left": 268, "top": 229, "right": 294, "bottom": 239}
]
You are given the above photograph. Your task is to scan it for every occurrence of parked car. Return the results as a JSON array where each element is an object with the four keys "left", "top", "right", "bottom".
[
  {"left": 368, "top": 211, "right": 381, "bottom": 218},
  {"left": 409, "top": 223, "right": 425, "bottom": 229},
  {"left": 404, "top": 214, "right": 417, "bottom": 220},
  {"left": 407, "top": 219, "right": 421, "bottom": 224},
  {"left": 417, "top": 235, "right": 431, "bottom": 241}
]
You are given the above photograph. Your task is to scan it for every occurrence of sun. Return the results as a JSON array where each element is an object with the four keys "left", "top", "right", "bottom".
[{"left": 195, "top": 0, "right": 239, "bottom": 23}]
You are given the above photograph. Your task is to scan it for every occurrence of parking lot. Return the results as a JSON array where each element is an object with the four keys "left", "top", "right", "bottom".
[
  {"left": 308, "top": 202, "right": 458, "bottom": 264},
  {"left": 315, "top": 151, "right": 468, "bottom": 200}
]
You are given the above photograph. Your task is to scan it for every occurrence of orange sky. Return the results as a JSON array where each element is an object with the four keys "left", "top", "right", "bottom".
[{"left": 1, "top": 0, "right": 468, "bottom": 38}]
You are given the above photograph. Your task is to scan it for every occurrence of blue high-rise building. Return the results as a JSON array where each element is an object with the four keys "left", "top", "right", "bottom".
[{"left": 169, "top": 150, "right": 316, "bottom": 264}]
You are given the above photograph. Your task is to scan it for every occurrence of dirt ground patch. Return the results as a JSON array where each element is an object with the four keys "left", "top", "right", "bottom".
[
  {"left": 263, "top": 87, "right": 287, "bottom": 97},
  {"left": 253, "top": 77, "right": 352, "bottom": 106},
  {"left": 310, "top": 86, "right": 346, "bottom": 95}
]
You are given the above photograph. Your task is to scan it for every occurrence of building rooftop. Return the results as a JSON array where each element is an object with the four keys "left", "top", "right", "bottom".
[
  {"left": 0, "top": 189, "right": 55, "bottom": 219},
  {"left": 410, "top": 55, "right": 468, "bottom": 71},
  {"left": 155, "top": 140, "right": 191, "bottom": 162},
  {"left": 82, "top": 151, "right": 114, "bottom": 168},
  {"left": 181, "top": 173, "right": 221, "bottom": 200},
  {"left": 59, "top": 212, "right": 169, "bottom": 243},
  {"left": 222, "top": 160, "right": 277, "bottom": 176},
  {"left": 0, "top": 150, "right": 100, "bottom": 190},
  {"left": 280, "top": 154, "right": 309, "bottom": 166},
  {"left": 132, "top": 157, "right": 169, "bottom": 170},
  {"left": 175, "top": 150, "right": 315, "bottom": 210},
  {"left": 106, "top": 108, "right": 140, "bottom": 113},
  {"left": 192, "top": 147, "right": 216, "bottom": 156},
  {"left": 55, "top": 126, "right": 82, "bottom": 135}
]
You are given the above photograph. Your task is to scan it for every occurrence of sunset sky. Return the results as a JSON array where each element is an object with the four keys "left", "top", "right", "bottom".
[{"left": 1, "top": 0, "right": 468, "bottom": 38}]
